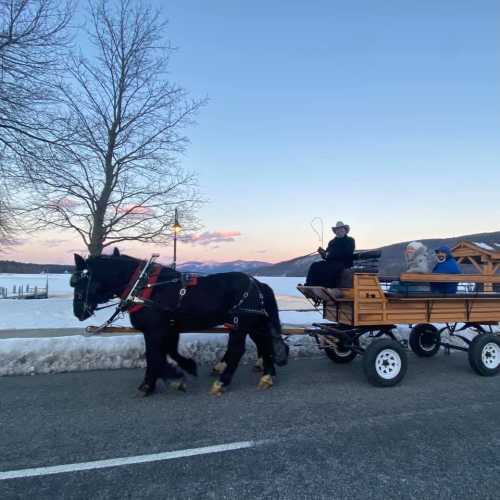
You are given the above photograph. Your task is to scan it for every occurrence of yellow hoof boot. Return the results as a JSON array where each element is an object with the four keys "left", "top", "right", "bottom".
[
  {"left": 209, "top": 381, "right": 225, "bottom": 396},
  {"left": 257, "top": 374, "right": 273, "bottom": 390},
  {"left": 170, "top": 380, "right": 187, "bottom": 392},
  {"left": 212, "top": 361, "right": 227, "bottom": 375}
]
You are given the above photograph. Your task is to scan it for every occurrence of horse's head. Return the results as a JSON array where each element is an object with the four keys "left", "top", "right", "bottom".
[{"left": 70, "top": 252, "right": 121, "bottom": 320}]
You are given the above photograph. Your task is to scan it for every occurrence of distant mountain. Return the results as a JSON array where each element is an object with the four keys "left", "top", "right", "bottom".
[
  {"left": 252, "top": 230, "right": 500, "bottom": 277},
  {"left": 5, "top": 230, "right": 500, "bottom": 276},
  {"left": 176, "top": 260, "right": 270, "bottom": 274},
  {"left": 0, "top": 260, "right": 74, "bottom": 274},
  {"left": 0, "top": 258, "right": 270, "bottom": 275}
]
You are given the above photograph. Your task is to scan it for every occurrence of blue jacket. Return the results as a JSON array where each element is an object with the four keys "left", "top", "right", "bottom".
[{"left": 431, "top": 245, "right": 461, "bottom": 294}]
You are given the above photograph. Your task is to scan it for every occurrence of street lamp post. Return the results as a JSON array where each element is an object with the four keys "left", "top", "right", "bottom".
[{"left": 172, "top": 208, "right": 182, "bottom": 269}]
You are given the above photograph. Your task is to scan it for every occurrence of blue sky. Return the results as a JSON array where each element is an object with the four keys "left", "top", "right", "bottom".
[
  {"left": 16, "top": 0, "right": 500, "bottom": 264},
  {"left": 160, "top": 0, "right": 500, "bottom": 261}
]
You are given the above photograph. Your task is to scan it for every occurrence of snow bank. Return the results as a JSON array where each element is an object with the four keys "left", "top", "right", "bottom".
[
  {"left": 0, "top": 323, "right": 473, "bottom": 377},
  {"left": 0, "top": 333, "right": 319, "bottom": 377}
]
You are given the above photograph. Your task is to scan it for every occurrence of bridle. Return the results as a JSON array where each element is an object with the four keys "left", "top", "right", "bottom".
[
  {"left": 71, "top": 268, "right": 117, "bottom": 316},
  {"left": 71, "top": 269, "right": 94, "bottom": 316}
]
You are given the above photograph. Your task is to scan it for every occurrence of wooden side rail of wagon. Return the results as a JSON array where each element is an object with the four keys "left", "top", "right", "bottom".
[{"left": 400, "top": 273, "right": 500, "bottom": 286}]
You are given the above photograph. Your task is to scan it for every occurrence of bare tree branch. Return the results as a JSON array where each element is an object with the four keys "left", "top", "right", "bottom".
[
  {"left": 16, "top": 0, "right": 205, "bottom": 255},
  {"left": 0, "top": 0, "right": 75, "bottom": 237}
]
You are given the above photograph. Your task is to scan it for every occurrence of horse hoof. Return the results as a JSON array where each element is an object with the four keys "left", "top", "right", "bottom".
[
  {"left": 253, "top": 358, "right": 264, "bottom": 373},
  {"left": 141, "top": 385, "right": 155, "bottom": 397},
  {"left": 170, "top": 380, "right": 187, "bottom": 392},
  {"left": 209, "top": 381, "right": 224, "bottom": 396},
  {"left": 257, "top": 374, "right": 273, "bottom": 390},
  {"left": 212, "top": 361, "right": 227, "bottom": 375},
  {"left": 138, "top": 381, "right": 150, "bottom": 393}
]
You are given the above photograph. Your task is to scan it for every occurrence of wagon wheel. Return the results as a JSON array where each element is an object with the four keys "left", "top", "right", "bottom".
[
  {"left": 363, "top": 339, "right": 408, "bottom": 387},
  {"left": 468, "top": 334, "right": 500, "bottom": 377},
  {"left": 409, "top": 324, "right": 440, "bottom": 358},
  {"left": 325, "top": 343, "right": 357, "bottom": 364}
]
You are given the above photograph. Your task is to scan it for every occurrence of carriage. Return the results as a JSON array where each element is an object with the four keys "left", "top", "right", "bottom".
[
  {"left": 79, "top": 241, "right": 500, "bottom": 392},
  {"left": 297, "top": 241, "right": 500, "bottom": 387}
]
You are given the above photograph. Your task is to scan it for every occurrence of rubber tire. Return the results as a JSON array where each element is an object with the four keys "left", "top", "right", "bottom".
[
  {"left": 409, "top": 324, "right": 440, "bottom": 358},
  {"left": 468, "top": 334, "right": 500, "bottom": 377},
  {"left": 325, "top": 344, "right": 357, "bottom": 364},
  {"left": 363, "top": 339, "right": 408, "bottom": 387}
]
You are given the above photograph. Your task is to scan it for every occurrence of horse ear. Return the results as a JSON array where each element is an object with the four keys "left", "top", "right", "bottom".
[
  {"left": 74, "top": 254, "right": 85, "bottom": 270},
  {"left": 113, "top": 247, "right": 120, "bottom": 257}
]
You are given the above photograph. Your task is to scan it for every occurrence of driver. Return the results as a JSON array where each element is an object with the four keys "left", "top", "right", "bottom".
[{"left": 305, "top": 221, "right": 355, "bottom": 287}]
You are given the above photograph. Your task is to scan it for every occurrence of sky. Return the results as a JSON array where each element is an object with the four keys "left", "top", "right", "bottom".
[{"left": 8, "top": 0, "right": 500, "bottom": 265}]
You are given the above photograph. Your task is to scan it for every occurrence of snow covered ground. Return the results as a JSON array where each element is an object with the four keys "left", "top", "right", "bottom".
[
  {"left": 0, "top": 333, "right": 321, "bottom": 376},
  {"left": 0, "top": 274, "right": 319, "bottom": 329},
  {"left": 0, "top": 273, "right": 72, "bottom": 298},
  {"left": 0, "top": 274, "right": 322, "bottom": 376}
]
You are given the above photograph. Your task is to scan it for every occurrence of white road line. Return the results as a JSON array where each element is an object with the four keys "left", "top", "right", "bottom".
[{"left": 0, "top": 440, "right": 264, "bottom": 481}]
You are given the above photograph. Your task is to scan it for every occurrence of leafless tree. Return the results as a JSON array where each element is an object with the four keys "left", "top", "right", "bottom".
[
  {"left": 0, "top": 0, "right": 74, "bottom": 154},
  {"left": 0, "top": 0, "right": 74, "bottom": 238},
  {"left": 19, "top": 0, "right": 205, "bottom": 255}
]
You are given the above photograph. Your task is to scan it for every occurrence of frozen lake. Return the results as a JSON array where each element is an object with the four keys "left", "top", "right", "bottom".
[{"left": 0, "top": 274, "right": 318, "bottom": 330}]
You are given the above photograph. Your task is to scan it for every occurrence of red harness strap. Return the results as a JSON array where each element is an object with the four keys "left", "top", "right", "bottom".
[
  {"left": 121, "top": 263, "right": 162, "bottom": 314},
  {"left": 186, "top": 276, "right": 198, "bottom": 287}
]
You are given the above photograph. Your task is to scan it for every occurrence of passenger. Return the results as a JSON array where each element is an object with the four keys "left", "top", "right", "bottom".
[
  {"left": 389, "top": 242, "right": 433, "bottom": 294},
  {"left": 405, "top": 241, "right": 433, "bottom": 274},
  {"left": 431, "top": 245, "right": 461, "bottom": 294},
  {"left": 305, "top": 221, "right": 355, "bottom": 287}
]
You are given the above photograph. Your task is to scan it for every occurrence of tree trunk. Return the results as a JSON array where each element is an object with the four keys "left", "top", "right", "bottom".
[{"left": 88, "top": 215, "right": 105, "bottom": 255}]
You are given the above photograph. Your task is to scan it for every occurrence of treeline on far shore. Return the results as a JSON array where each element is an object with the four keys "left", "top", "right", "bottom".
[{"left": 0, "top": 261, "right": 73, "bottom": 274}]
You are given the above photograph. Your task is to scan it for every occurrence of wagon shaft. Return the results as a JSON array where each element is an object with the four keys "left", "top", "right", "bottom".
[{"left": 85, "top": 324, "right": 308, "bottom": 335}]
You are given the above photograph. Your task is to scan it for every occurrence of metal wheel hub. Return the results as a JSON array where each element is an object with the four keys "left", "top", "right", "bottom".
[
  {"left": 481, "top": 342, "right": 500, "bottom": 369},
  {"left": 333, "top": 346, "right": 352, "bottom": 357},
  {"left": 420, "top": 331, "right": 437, "bottom": 350},
  {"left": 375, "top": 349, "right": 402, "bottom": 380}
]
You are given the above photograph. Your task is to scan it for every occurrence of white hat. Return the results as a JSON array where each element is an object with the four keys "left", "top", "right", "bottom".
[{"left": 332, "top": 221, "right": 350, "bottom": 234}]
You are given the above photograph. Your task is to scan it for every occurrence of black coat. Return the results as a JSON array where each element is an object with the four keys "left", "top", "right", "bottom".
[{"left": 325, "top": 236, "right": 355, "bottom": 268}]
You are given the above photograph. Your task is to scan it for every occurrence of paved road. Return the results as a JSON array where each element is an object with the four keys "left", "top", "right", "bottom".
[{"left": 2, "top": 352, "right": 500, "bottom": 500}]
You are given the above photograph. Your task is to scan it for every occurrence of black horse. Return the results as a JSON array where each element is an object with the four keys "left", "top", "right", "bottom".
[{"left": 70, "top": 250, "right": 288, "bottom": 395}]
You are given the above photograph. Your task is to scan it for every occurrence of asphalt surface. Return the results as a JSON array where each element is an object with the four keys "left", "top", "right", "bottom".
[{"left": 2, "top": 351, "right": 500, "bottom": 500}]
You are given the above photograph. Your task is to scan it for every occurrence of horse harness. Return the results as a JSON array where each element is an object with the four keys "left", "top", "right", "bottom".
[
  {"left": 119, "top": 263, "right": 199, "bottom": 314},
  {"left": 98, "top": 258, "right": 268, "bottom": 331}
]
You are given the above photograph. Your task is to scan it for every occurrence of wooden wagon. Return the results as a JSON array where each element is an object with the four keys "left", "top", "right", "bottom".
[{"left": 298, "top": 272, "right": 500, "bottom": 387}]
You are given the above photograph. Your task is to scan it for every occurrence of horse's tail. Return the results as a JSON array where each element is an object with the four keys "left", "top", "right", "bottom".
[{"left": 258, "top": 281, "right": 289, "bottom": 366}]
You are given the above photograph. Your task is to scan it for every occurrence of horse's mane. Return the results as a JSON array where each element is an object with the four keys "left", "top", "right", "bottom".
[
  {"left": 88, "top": 253, "right": 178, "bottom": 277},
  {"left": 88, "top": 253, "right": 140, "bottom": 264}
]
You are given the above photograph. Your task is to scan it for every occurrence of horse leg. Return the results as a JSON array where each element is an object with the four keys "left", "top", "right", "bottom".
[
  {"left": 212, "top": 329, "right": 261, "bottom": 376},
  {"left": 140, "top": 329, "right": 184, "bottom": 396},
  {"left": 249, "top": 331, "right": 264, "bottom": 372},
  {"left": 254, "top": 330, "right": 276, "bottom": 390},
  {"left": 210, "top": 331, "right": 246, "bottom": 395},
  {"left": 212, "top": 355, "right": 228, "bottom": 375},
  {"left": 164, "top": 329, "right": 198, "bottom": 376}
]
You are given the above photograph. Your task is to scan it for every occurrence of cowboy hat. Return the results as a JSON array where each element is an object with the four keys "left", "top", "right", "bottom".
[{"left": 332, "top": 221, "right": 350, "bottom": 234}]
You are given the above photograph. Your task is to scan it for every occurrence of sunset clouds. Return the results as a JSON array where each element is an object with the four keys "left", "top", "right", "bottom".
[{"left": 180, "top": 230, "right": 241, "bottom": 246}]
